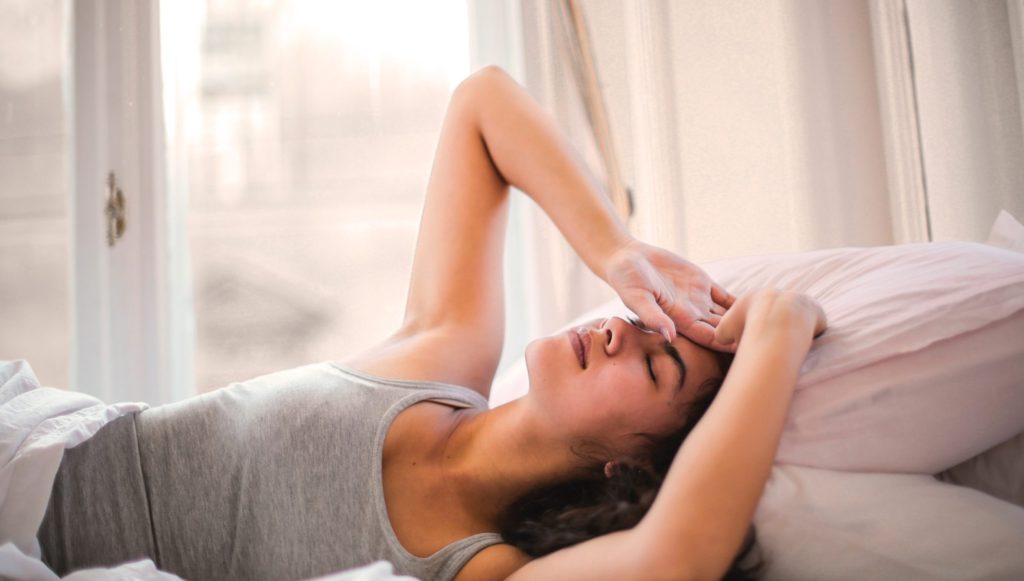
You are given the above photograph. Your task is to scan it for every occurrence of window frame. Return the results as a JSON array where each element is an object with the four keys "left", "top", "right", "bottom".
[
  {"left": 67, "top": 0, "right": 526, "bottom": 403},
  {"left": 70, "top": 0, "right": 192, "bottom": 404}
]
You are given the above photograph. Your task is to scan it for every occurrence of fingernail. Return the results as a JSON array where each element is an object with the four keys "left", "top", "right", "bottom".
[{"left": 661, "top": 328, "right": 674, "bottom": 343}]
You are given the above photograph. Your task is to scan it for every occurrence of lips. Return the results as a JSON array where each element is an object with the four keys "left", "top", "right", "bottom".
[{"left": 569, "top": 327, "right": 591, "bottom": 369}]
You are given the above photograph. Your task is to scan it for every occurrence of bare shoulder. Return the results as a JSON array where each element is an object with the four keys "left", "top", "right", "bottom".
[{"left": 453, "top": 543, "right": 533, "bottom": 581}]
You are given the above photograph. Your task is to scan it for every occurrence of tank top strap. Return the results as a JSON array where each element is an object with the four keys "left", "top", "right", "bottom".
[
  {"left": 415, "top": 532, "right": 507, "bottom": 581},
  {"left": 329, "top": 362, "right": 490, "bottom": 410}
]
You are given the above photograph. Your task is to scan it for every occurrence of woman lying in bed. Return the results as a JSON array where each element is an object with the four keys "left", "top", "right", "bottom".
[{"left": 38, "top": 66, "right": 826, "bottom": 581}]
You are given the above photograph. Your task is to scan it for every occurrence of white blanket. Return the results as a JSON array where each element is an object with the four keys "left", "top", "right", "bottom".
[{"left": 0, "top": 360, "right": 151, "bottom": 579}]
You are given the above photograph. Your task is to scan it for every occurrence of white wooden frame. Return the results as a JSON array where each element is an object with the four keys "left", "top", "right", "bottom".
[
  {"left": 70, "top": 0, "right": 191, "bottom": 404},
  {"left": 868, "top": 0, "right": 932, "bottom": 243}
]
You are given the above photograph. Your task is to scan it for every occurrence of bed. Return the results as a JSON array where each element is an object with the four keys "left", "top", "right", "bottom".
[{"left": 2, "top": 211, "right": 1023, "bottom": 580}]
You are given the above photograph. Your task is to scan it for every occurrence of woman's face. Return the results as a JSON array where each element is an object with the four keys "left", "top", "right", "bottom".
[{"left": 524, "top": 316, "right": 724, "bottom": 455}]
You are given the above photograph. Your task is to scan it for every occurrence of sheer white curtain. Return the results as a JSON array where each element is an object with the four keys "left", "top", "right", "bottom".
[{"left": 871, "top": 0, "right": 1024, "bottom": 243}]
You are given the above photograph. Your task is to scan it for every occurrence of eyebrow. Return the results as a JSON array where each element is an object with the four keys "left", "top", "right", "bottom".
[{"left": 628, "top": 317, "right": 688, "bottom": 395}]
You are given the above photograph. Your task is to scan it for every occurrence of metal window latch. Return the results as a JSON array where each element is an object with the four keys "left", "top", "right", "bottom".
[{"left": 105, "top": 172, "right": 126, "bottom": 247}]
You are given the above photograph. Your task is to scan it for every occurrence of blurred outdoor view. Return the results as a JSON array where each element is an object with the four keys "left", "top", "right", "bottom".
[
  {"left": 173, "top": 0, "right": 470, "bottom": 391},
  {"left": 0, "top": 0, "right": 470, "bottom": 394},
  {"left": 0, "top": 0, "right": 70, "bottom": 389}
]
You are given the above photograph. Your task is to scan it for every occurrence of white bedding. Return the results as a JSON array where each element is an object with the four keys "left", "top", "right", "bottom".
[
  {"left": 0, "top": 360, "right": 151, "bottom": 579},
  {"left": 3, "top": 213, "right": 1023, "bottom": 580}
]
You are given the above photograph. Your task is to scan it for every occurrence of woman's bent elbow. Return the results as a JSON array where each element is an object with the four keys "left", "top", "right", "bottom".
[{"left": 454, "top": 65, "right": 515, "bottom": 103}]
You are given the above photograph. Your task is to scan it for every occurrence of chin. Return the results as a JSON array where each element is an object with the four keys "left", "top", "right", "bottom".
[
  {"left": 522, "top": 336, "right": 557, "bottom": 395},
  {"left": 523, "top": 338, "right": 544, "bottom": 381}
]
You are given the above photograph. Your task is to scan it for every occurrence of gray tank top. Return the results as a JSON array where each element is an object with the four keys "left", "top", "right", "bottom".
[{"left": 40, "top": 362, "right": 504, "bottom": 581}]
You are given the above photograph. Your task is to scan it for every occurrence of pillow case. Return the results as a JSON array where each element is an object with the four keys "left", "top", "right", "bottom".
[
  {"left": 751, "top": 464, "right": 1024, "bottom": 580},
  {"left": 776, "top": 308, "right": 1023, "bottom": 473},
  {"left": 705, "top": 240, "right": 1024, "bottom": 386},
  {"left": 491, "top": 238, "right": 1024, "bottom": 473}
]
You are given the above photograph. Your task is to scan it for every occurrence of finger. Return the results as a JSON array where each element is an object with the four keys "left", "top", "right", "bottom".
[
  {"left": 711, "top": 284, "right": 736, "bottom": 309},
  {"left": 666, "top": 303, "right": 703, "bottom": 343},
  {"left": 703, "top": 313, "right": 723, "bottom": 327},
  {"left": 679, "top": 320, "right": 716, "bottom": 348},
  {"left": 706, "top": 337, "right": 739, "bottom": 354},
  {"left": 684, "top": 321, "right": 738, "bottom": 353},
  {"left": 629, "top": 296, "right": 679, "bottom": 343},
  {"left": 655, "top": 316, "right": 677, "bottom": 344},
  {"left": 710, "top": 304, "right": 726, "bottom": 316},
  {"left": 714, "top": 311, "right": 745, "bottom": 346}
]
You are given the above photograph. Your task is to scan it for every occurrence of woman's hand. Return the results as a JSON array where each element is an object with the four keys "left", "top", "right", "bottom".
[
  {"left": 603, "top": 239, "right": 737, "bottom": 352},
  {"left": 713, "top": 288, "right": 827, "bottom": 347}
]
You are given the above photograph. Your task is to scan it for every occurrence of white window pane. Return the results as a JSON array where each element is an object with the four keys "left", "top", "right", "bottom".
[
  {"left": 169, "top": 0, "right": 469, "bottom": 392},
  {"left": 0, "top": 0, "right": 70, "bottom": 388}
]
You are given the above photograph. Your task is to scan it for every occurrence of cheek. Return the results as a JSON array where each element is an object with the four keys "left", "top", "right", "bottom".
[
  {"left": 581, "top": 371, "right": 655, "bottom": 427},
  {"left": 600, "top": 379, "right": 682, "bottom": 434}
]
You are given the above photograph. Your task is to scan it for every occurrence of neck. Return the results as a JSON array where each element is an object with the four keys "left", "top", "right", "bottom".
[{"left": 432, "top": 396, "right": 581, "bottom": 529}]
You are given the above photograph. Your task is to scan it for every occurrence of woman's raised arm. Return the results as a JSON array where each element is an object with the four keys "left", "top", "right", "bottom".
[{"left": 377, "top": 66, "right": 640, "bottom": 396}]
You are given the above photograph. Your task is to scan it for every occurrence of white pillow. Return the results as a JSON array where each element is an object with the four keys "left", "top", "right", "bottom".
[
  {"left": 752, "top": 464, "right": 1024, "bottom": 580},
  {"left": 776, "top": 308, "right": 1024, "bottom": 473},
  {"left": 705, "top": 240, "right": 1024, "bottom": 386}
]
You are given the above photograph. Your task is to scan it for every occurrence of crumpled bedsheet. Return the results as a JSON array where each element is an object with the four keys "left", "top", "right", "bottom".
[{"left": 0, "top": 359, "right": 419, "bottom": 581}]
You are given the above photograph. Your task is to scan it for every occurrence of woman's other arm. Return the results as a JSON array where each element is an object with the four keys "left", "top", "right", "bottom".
[{"left": 506, "top": 290, "right": 824, "bottom": 581}]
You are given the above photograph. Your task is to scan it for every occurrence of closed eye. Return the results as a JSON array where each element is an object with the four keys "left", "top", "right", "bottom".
[
  {"left": 628, "top": 315, "right": 686, "bottom": 395},
  {"left": 645, "top": 354, "right": 657, "bottom": 386},
  {"left": 630, "top": 316, "right": 659, "bottom": 388}
]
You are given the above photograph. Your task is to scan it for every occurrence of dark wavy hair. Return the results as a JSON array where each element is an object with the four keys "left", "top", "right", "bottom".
[{"left": 497, "top": 350, "right": 766, "bottom": 580}]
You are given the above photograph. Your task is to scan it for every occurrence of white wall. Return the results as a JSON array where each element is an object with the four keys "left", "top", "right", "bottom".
[
  {"left": 644, "top": 0, "right": 892, "bottom": 262},
  {"left": 905, "top": 0, "right": 1024, "bottom": 242}
]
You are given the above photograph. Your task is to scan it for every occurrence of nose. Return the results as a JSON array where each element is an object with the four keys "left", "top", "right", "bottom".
[{"left": 598, "top": 316, "right": 639, "bottom": 357}]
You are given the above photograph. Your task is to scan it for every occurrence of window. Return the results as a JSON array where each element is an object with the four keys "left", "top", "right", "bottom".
[
  {"left": 164, "top": 0, "right": 470, "bottom": 391},
  {"left": 0, "top": 0, "right": 70, "bottom": 389}
]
